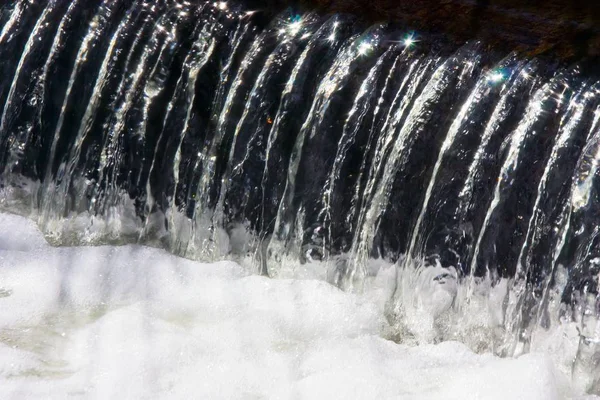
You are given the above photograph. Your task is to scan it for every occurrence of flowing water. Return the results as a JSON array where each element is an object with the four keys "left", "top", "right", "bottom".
[{"left": 1, "top": 0, "right": 600, "bottom": 393}]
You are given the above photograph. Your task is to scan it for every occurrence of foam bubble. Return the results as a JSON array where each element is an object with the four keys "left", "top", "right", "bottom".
[{"left": 0, "top": 213, "right": 594, "bottom": 399}]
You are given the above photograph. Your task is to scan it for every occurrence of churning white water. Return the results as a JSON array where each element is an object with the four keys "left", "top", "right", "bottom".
[{"left": 0, "top": 212, "right": 596, "bottom": 399}]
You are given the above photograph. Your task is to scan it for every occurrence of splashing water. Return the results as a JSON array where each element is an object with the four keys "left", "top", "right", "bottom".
[{"left": 1, "top": 0, "right": 600, "bottom": 395}]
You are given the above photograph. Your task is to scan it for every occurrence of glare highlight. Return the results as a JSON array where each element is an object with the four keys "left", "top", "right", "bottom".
[
  {"left": 487, "top": 71, "right": 504, "bottom": 83},
  {"left": 357, "top": 41, "right": 373, "bottom": 56}
]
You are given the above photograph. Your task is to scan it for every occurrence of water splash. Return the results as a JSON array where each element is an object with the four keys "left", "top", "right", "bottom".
[{"left": 1, "top": 1, "right": 600, "bottom": 394}]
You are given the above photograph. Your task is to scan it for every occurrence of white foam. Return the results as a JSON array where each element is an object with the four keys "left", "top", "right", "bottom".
[{"left": 0, "top": 213, "right": 595, "bottom": 399}]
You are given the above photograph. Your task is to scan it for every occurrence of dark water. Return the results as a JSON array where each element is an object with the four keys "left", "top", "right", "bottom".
[{"left": 1, "top": 0, "right": 600, "bottom": 385}]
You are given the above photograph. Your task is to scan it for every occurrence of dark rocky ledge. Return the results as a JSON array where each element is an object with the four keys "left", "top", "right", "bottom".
[{"left": 248, "top": 0, "right": 600, "bottom": 64}]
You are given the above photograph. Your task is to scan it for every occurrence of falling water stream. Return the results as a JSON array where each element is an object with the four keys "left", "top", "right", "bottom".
[{"left": 1, "top": 0, "right": 600, "bottom": 393}]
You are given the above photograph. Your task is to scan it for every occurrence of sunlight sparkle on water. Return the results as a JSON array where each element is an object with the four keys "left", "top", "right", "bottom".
[
  {"left": 358, "top": 42, "right": 372, "bottom": 55},
  {"left": 328, "top": 21, "right": 340, "bottom": 42},
  {"left": 487, "top": 71, "right": 504, "bottom": 83},
  {"left": 279, "top": 16, "right": 303, "bottom": 37},
  {"left": 213, "top": 1, "right": 227, "bottom": 10},
  {"left": 288, "top": 20, "right": 302, "bottom": 35}
]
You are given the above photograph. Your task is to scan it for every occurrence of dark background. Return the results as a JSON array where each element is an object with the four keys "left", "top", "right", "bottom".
[{"left": 245, "top": 0, "right": 600, "bottom": 61}]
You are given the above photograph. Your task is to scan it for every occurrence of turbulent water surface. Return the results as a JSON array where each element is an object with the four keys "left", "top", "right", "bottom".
[
  {"left": 1, "top": 0, "right": 600, "bottom": 395},
  {"left": 0, "top": 213, "right": 574, "bottom": 399}
]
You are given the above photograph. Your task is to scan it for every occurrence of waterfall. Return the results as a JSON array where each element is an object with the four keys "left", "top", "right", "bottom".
[{"left": 1, "top": 0, "right": 600, "bottom": 390}]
